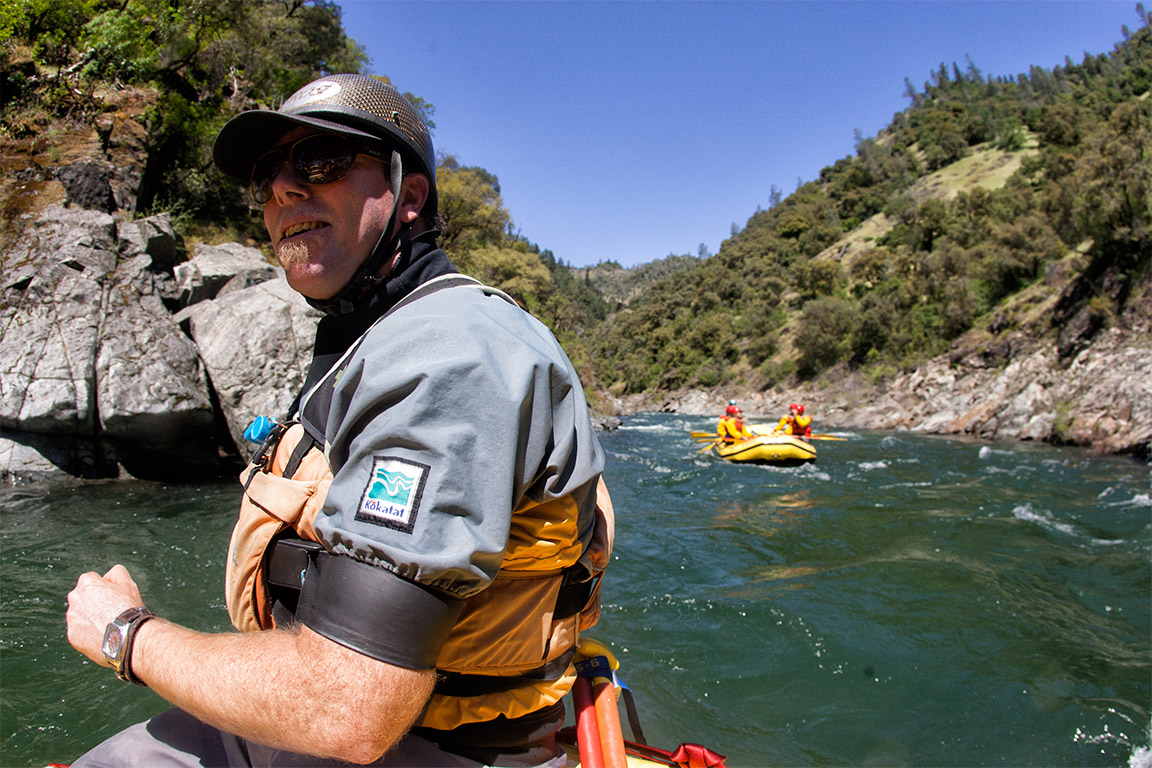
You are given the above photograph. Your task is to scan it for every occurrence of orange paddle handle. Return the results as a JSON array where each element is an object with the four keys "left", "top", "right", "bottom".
[
  {"left": 574, "top": 676, "right": 605, "bottom": 768},
  {"left": 593, "top": 678, "right": 628, "bottom": 768}
]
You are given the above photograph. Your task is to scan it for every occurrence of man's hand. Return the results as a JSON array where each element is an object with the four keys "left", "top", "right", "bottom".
[{"left": 66, "top": 564, "right": 146, "bottom": 665}]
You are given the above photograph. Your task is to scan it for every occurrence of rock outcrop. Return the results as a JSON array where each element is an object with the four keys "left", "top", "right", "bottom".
[
  {"left": 0, "top": 205, "right": 319, "bottom": 484},
  {"left": 177, "top": 270, "right": 320, "bottom": 457}
]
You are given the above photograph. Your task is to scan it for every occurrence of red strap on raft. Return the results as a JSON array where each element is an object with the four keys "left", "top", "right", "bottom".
[
  {"left": 668, "top": 743, "right": 728, "bottom": 768},
  {"left": 559, "top": 727, "right": 728, "bottom": 768},
  {"left": 626, "top": 739, "right": 728, "bottom": 768}
]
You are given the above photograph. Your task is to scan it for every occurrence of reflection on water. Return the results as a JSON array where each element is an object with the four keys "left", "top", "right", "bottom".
[
  {"left": 2, "top": 416, "right": 1150, "bottom": 767},
  {"left": 771, "top": 491, "right": 817, "bottom": 510}
]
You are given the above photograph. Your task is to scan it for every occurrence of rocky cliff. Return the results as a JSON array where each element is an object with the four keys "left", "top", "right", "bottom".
[{"left": 1, "top": 205, "right": 320, "bottom": 484}]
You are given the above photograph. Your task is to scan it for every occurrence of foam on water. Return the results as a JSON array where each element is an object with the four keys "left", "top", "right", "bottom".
[
  {"left": 621, "top": 422, "right": 681, "bottom": 433},
  {"left": 1013, "top": 502, "right": 1080, "bottom": 537}
]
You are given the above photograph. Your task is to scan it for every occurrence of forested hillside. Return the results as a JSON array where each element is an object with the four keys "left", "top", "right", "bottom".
[
  {"left": 574, "top": 14, "right": 1150, "bottom": 397},
  {"left": 2, "top": 1, "right": 1149, "bottom": 419}
]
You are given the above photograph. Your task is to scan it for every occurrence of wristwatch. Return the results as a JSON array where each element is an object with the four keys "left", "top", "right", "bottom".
[{"left": 101, "top": 607, "right": 155, "bottom": 686}]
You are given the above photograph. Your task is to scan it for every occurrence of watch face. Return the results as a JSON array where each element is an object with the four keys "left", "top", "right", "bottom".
[{"left": 102, "top": 624, "right": 125, "bottom": 661}]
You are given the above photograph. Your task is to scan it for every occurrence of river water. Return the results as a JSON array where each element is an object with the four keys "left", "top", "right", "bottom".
[{"left": 2, "top": 413, "right": 1149, "bottom": 767}]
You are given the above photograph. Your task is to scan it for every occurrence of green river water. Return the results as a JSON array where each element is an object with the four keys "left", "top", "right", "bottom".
[{"left": 2, "top": 413, "right": 1149, "bottom": 766}]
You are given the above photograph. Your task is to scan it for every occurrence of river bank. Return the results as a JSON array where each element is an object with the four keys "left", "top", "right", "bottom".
[{"left": 605, "top": 289, "right": 1151, "bottom": 460}]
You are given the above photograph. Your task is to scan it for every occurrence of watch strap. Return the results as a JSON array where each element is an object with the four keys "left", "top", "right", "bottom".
[{"left": 111, "top": 607, "right": 155, "bottom": 686}]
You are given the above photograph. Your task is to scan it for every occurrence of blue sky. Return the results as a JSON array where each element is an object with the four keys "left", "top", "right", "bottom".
[{"left": 337, "top": 1, "right": 1138, "bottom": 268}]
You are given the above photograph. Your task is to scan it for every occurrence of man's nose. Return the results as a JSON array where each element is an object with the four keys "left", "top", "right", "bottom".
[{"left": 270, "top": 161, "right": 309, "bottom": 204}]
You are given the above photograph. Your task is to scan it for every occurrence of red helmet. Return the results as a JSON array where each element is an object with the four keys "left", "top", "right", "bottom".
[
  {"left": 725, "top": 405, "right": 739, "bottom": 416},
  {"left": 790, "top": 403, "right": 805, "bottom": 414}
]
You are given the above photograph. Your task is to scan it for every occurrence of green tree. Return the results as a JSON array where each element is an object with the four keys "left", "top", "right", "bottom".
[
  {"left": 1069, "top": 101, "right": 1151, "bottom": 258},
  {"left": 71, "top": 0, "right": 367, "bottom": 215},
  {"left": 794, "top": 260, "right": 844, "bottom": 300},
  {"left": 436, "top": 156, "right": 511, "bottom": 254},
  {"left": 454, "top": 244, "right": 552, "bottom": 307}
]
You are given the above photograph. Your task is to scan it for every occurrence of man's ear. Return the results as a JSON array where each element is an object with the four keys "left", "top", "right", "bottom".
[{"left": 398, "top": 174, "right": 429, "bottom": 224}]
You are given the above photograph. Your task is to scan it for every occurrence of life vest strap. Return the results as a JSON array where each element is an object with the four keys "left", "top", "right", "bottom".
[
  {"left": 433, "top": 646, "right": 577, "bottom": 697},
  {"left": 414, "top": 700, "right": 566, "bottom": 755},
  {"left": 266, "top": 534, "right": 329, "bottom": 627},
  {"left": 555, "top": 567, "right": 600, "bottom": 620},
  {"left": 281, "top": 431, "right": 317, "bottom": 480}
]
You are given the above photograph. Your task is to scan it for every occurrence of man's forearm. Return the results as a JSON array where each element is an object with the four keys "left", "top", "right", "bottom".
[{"left": 131, "top": 619, "right": 434, "bottom": 763}]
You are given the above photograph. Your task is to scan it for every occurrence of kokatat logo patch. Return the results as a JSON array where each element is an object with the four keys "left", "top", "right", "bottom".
[{"left": 355, "top": 456, "right": 429, "bottom": 533}]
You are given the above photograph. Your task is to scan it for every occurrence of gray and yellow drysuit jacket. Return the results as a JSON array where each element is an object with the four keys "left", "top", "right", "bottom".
[{"left": 224, "top": 268, "right": 611, "bottom": 756}]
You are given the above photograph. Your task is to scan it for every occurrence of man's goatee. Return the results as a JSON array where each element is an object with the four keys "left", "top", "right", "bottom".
[{"left": 276, "top": 240, "right": 311, "bottom": 268}]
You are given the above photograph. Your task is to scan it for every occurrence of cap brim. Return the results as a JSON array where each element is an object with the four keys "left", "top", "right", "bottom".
[{"left": 212, "top": 110, "right": 382, "bottom": 184}]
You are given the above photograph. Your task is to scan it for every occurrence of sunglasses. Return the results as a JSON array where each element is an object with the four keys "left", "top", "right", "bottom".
[{"left": 250, "top": 133, "right": 388, "bottom": 204}]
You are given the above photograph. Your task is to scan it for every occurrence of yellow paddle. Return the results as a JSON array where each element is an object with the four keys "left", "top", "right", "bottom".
[
  {"left": 760, "top": 432, "right": 847, "bottom": 441},
  {"left": 743, "top": 423, "right": 849, "bottom": 441},
  {"left": 696, "top": 430, "right": 847, "bottom": 442}
]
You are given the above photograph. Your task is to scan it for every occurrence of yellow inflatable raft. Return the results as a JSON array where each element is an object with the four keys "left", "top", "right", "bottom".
[{"left": 713, "top": 434, "right": 816, "bottom": 465}]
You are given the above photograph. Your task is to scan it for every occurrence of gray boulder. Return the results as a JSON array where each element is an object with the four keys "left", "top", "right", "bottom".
[
  {"left": 1, "top": 208, "right": 117, "bottom": 435},
  {"left": 1, "top": 206, "right": 223, "bottom": 482},
  {"left": 174, "top": 242, "right": 277, "bottom": 307},
  {"left": 180, "top": 273, "right": 321, "bottom": 458},
  {"left": 118, "top": 212, "right": 181, "bottom": 269},
  {"left": 97, "top": 254, "right": 214, "bottom": 440}
]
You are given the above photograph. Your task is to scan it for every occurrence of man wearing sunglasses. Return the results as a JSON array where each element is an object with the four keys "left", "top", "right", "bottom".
[{"left": 65, "top": 74, "right": 610, "bottom": 767}]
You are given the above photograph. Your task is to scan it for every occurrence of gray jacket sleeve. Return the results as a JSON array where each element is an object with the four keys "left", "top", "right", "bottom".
[{"left": 312, "top": 283, "right": 604, "bottom": 600}]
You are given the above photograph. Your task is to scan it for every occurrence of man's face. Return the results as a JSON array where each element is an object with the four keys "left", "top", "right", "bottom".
[{"left": 260, "top": 126, "right": 395, "bottom": 300}]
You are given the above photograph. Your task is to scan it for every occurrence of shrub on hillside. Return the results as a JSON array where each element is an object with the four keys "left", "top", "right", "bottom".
[{"left": 795, "top": 297, "right": 858, "bottom": 375}]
